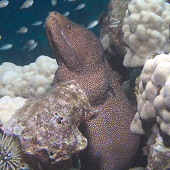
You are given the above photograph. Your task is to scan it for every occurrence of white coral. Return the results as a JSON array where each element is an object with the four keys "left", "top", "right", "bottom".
[
  {"left": 0, "top": 55, "right": 58, "bottom": 98},
  {"left": 122, "top": 0, "right": 170, "bottom": 67},
  {"left": 0, "top": 96, "right": 27, "bottom": 125},
  {"left": 131, "top": 53, "right": 170, "bottom": 136}
]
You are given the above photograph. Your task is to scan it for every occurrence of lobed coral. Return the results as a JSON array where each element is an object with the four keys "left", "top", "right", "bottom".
[
  {"left": 122, "top": 0, "right": 170, "bottom": 67},
  {"left": 130, "top": 53, "right": 170, "bottom": 136},
  {"left": 0, "top": 55, "right": 58, "bottom": 98},
  {"left": 0, "top": 96, "right": 27, "bottom": 125}
]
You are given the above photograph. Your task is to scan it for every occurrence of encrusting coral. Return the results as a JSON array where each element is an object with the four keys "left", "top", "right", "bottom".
[
  {"left": 0, "top": 55, "right": 57, "bottom": 98},
  {"left": 122, "top": 0, "right": 170, "bottom": 67},
  {"left": 130, "top": 53, "right": 170, "bottom": 136},
  {"left": 2, "top": 80, "right": 96, "bottom": 169}
]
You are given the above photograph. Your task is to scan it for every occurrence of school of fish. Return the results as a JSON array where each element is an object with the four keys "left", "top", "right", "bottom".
[{"left": 0, "top": 0, "right": 99, "bottom": 52}]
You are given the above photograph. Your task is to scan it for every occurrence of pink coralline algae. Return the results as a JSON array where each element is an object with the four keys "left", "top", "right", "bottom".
[{"left": 2, "top": 80, "right": 96, "bottom": 164}]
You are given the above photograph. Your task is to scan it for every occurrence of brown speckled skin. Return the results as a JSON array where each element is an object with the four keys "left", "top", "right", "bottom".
[{"left": 45, "top": 11, "right": 140, "bottom": 170}]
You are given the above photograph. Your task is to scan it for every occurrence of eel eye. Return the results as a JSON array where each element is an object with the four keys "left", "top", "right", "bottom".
[
  {"left": 54, "top": 12, "right": 57, "bottom": 16},
  {"left": 67, "top": 23, "right": 71, "bottom": 29}
]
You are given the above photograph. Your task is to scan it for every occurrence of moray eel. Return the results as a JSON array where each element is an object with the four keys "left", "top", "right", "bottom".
[{"left": 45, "top": 11, "right": 140, "bottom": 170}]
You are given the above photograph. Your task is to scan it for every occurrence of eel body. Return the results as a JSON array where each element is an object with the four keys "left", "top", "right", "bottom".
[{"left": 45, "top": 11, "right": 140, "bottom": 170}]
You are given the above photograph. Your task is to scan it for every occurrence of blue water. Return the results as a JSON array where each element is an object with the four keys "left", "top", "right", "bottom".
[{"left": 0, "top": 0, "right": 109, "bottom": 65}]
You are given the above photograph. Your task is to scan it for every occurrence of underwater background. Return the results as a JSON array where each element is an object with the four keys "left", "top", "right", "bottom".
[
  {"left": 2, "top": 0, "right": 170, "bottom": 169},
  {"left": 0, "top": 0, "right": 109, "bottom": 66}
]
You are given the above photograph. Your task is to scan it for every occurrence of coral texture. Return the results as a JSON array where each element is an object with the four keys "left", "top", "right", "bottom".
[
  {"left": 45, "top": 11, "right": 140, "bottom": 170},
  {"left": 0, "top": 96, "right": 27, "bottom": 125},
  {"left": 130, "top": 53, "right": 170, "bottom": 136},
  {"left": 2, "top": 81, "right": 95, "bottom": 164},
  {"left": 122, "top": 0, "right": 170, "bottom": 67},
  {"left": 0, "top": 55, "right": 57, "bottom": 98}
]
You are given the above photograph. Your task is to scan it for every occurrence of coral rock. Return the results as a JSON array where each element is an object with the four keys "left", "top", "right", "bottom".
[
  {"left": 108, "top": 0, "right": 130, "bottom": 54},
  {"left": 146, "top": 129, "right": 170, "bottom": 170},
  {"left": 2, "top": 80, "right": 96, "bottom": 164}
]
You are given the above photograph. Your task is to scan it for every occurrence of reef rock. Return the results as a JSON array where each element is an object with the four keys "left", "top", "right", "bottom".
[
  {"left": 99, "top": 0, "right": 132, "bottom": 81},
  {"left": 108, "top": 0, "right": 130, "bottom": 55},
  {"left": 2, "top": 80, "right": 96, "bottom": 166},
  {"left": 146, "top": 127, "right": 170, "bottom": 170},
  {"left": 99, "top": 0, "right": 130, "bottom": 55}
]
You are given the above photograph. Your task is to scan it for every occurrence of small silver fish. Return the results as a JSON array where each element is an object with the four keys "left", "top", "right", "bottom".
[
  {"left": 75, "top": 3, "right": 85, "bottom": 10},
  {"left": 29, "top": 42, "right": 38, "bottom": 51},
  {"left": 112, "top": 20, "right": 120, "bottom": 24},
  {"left": 0, "top": 44, "right": 13, "bottom": 50},
  {"left": 0, "top": 35, "right": 1, "bottom": 39},
  {"left": 63, "top": 11, "right": 70, "bottom": 17},
  {"left": 0, "top": 0, "right": 9, "bottom": 8},
  {"left": 68, "top": 0, "right": 75, "bottom": 2},
  {"left": 20, "top": 0, "right": 33, "bottom": 9},
  {"left": 31, "top": 21, "right": 43, "bottom": 26},
  {"left": 23, "top": 39, "right": 35, "bottom": 49},
  {"left": 17, "top": 27, "right": 28, "bottom": 34},
  {"left": 51, "top": 0, "right": 57, "bottom": 6},
  {"left": 86, "top": 20, "right": 98, "bottom": 29},
  {"left": 109, "top": 24, "right": 118, "bottom": 28}
]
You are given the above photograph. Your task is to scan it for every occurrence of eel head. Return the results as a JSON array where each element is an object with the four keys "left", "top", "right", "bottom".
[{"left": 45, "top": 11, "right": 104, "bottom": 72}]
